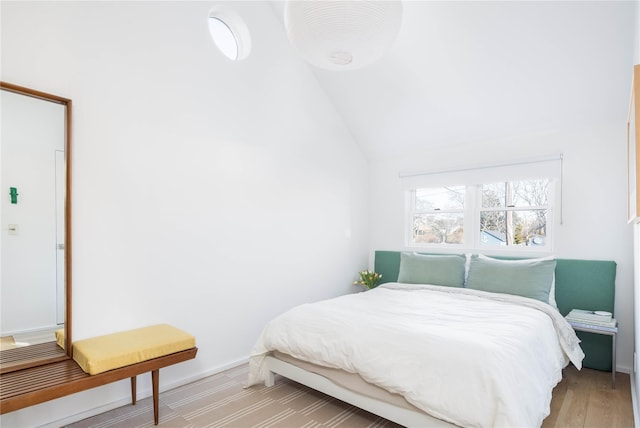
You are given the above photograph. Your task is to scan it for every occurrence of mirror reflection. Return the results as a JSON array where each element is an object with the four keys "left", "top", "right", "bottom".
[{"left": 0, "top": 82, "right": 72, "bottom": 372}]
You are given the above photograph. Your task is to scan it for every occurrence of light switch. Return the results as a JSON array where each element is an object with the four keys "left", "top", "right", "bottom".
[{"left": 8, "top": 224, "right": 18, "bottom": 235}]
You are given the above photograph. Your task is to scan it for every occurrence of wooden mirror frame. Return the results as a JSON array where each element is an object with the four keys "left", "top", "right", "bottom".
[{"left": 0, "top": 82, "right": 72, "bottom": 372}]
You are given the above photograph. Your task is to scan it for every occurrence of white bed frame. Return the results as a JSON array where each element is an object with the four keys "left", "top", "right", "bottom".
[{"left": 263, "top": 355, "right": 455, "bottom": 428}]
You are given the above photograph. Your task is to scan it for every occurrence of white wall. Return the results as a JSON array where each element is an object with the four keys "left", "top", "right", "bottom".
[
  {"left": 0, "top": 2, "right": 370, "bottom": 426},
  {"left": 1, "top": 91, "right": 65, "bottom": 335},
  {"left": 369, "top": 124, "right": 635, "bottom": 372}
]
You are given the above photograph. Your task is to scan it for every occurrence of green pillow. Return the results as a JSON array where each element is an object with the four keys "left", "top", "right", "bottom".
[
  {"left": 397, "top": 253, "right": 466, "bottom": 287},
  {"left": 466, "top": 255, "right": 556, "bottom": 303}
]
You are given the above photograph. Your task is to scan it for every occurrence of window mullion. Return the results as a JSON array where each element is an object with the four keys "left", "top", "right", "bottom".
[
  {"left": 466, "top": 184, "right": 479, "bottom": 248},
  {"left": 406, "top": 190, "right": 416, "bottom": 246}
]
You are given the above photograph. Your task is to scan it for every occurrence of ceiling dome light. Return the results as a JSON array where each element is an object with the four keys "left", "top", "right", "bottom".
[
  {"left": 208, "top": 17, "right": 239, "bottom": 60},
  {"left": 284, "top": 0, "right": 403, "bottom": 71},
  {"left": 208, "top": 6, "right": 251, "bottom": 61}
]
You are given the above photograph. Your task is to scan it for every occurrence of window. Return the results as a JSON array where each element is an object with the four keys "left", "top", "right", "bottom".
[
  {"left": 479, "top": 179, "right": 549, "bottom": 247},
  {"left": 208, "top": 17, "right": 240, "bottom": 60},
  {"left": 208, "top": 6, "right": 251, "bottom": 61},
  {"left": 407, "top": 178, "right": 554, "bottom": 251},
  {"left": 411, "top": 186, "right": 465, "bottom": 244}
]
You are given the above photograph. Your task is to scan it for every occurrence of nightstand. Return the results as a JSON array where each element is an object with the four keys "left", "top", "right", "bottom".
[{"left": 567, "top": 319, "right": 618, "bottom": 389}]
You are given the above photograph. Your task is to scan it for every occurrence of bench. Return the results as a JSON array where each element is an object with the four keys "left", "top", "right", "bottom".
[{"left": 0, "top": 324, "right": 197, "bottom": 425}]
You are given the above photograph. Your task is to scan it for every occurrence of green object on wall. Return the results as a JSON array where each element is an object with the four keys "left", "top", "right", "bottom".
[{"left": 9, "top": 187, "right": 18, "bottom": 204}]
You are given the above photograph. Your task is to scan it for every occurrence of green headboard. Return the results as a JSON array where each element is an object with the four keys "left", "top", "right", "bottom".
[{"left": 374, "top": 251, "right": 617, "bottom": 371}]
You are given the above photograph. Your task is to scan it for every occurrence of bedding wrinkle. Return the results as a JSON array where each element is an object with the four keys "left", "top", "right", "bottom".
[{"left": 248, "top": 282, "right": 584, "bottom": 428}]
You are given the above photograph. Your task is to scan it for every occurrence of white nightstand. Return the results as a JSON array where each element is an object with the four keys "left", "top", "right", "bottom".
[{"left": 567, "top": 320, "right": 618, "bottom": 389}]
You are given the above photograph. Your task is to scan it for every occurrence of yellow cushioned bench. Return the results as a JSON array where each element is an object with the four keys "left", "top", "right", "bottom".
[
  {"left": 73, "top": 324, "right": 195, "bottom": 375},
  {"left": 55, "top": 328, "right": 65, "bottom": 348},
  {"left": 0, "top": 324, "right": 197, "bottom": 425}
]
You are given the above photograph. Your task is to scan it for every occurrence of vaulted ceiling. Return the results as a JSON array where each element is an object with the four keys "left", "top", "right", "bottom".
[{"left": 271, "top": 1, "right": 637, "bottom": 160}]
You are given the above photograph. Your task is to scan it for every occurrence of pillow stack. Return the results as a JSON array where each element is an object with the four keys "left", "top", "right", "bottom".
[{"left": 397, "top": 252, "right": 557, "bottom": 305}]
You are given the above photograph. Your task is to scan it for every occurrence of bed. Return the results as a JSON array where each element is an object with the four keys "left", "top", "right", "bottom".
[{"left": 247, "top": 251, "right": 617, "bottom": 427}]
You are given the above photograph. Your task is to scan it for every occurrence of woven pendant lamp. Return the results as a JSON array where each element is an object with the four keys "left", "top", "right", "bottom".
[{"left": 284, "top": 0, "right": 403, "bottom": 71}]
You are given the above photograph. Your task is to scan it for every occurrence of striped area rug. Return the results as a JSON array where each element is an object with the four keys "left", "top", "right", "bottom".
[{"left": 66, "top": 364, "right": 403, "bottom": 428}]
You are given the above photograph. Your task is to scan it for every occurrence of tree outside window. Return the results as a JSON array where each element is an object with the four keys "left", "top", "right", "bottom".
[
  {"left": 480, "top": 179, "right": 548, "bottom": 247},
  {"left": 409, "top": 178, "right": 551, "bottom": 249},
  {"left": 411, "top": 186, "right": 465, "bottom": 245}
]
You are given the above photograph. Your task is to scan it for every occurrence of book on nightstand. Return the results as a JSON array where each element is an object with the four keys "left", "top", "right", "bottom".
[{"left": 566, "top": 309, "right": 617, "bottom": 328}]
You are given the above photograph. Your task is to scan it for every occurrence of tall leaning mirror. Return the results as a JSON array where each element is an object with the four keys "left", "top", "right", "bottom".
[{"left": 0, "top": 82, "right": 72, "bottom": 373}]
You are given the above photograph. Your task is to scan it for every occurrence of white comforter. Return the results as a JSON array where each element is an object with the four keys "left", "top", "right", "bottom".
[{"left": 247, "top": 283, "right": 584, "bottom": 428}]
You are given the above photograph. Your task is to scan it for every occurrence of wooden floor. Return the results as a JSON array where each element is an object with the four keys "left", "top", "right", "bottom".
[
  {"left": 543, "top": 366, "right": 634, "bottom": 428},
  {"left": 66, "top": 363, "right": 634, "bottom": 427}
]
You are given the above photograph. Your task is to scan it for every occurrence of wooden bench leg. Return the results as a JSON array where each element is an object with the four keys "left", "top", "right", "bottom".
[
  {"left": 131, "top": 376, "right": 137, "bottom": 405},
  {"left": 152, "top": 369, "right": 159, "bottom": 425}
]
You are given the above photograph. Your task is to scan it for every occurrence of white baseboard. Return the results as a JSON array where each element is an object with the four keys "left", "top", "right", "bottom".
[
  {"left": 618, "top": 364, "right": 633, "bottom": 374},
  {"left": 5, "top": 325, "right": 61, "bottom": 346},
  {"left": 40, "top": 397, "right": 133, "bottom": 428},
  {"left": 42, "top": 357, "right": 249, "bottom": 428},
  {"left": 631, "top": 373, "right": 639, "bottom": 428}
]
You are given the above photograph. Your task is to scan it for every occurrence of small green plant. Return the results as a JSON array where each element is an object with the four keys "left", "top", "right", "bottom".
[{"left": 353, "top": 270, "right": 382, "bottom": 289}]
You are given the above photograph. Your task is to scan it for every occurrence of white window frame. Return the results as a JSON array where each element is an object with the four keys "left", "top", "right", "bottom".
[
  {"left": 405, "top": 178, "right": 556, "bottom": 253},
  {"left": 406, "top": 185, "right": 472, "bottom": 247}
]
